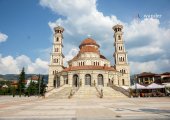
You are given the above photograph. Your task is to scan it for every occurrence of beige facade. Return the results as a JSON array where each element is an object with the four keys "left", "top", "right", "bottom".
[{"left": 48, "top": 25, "right": 130, "bottom": 90}]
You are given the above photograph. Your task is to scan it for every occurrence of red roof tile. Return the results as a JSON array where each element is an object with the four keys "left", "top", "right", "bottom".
[
  {"left": 80, "top": 46, "right": 99, "bottom": 54},
  {"left": 79, "top": 38, "right": 100, "bottom": 48}
]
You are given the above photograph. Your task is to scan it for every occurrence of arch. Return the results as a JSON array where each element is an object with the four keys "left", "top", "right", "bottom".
[
  {"left": 53, "top": 59, "right": 56, "bottom": 63},
  {"left": 118, "top": 35, "right": 121, "bottom": 40},
  {"left": 85, "top": 74, "right": 91, "bottom": 86},
  {"left": 53, "top": 80, "right": 56, "bottom": 88},
  {"left": 122, "top": 79, "right": 125, "bottom": 85},
  {"left": 98, "top": 74, "right": 104, "bottom": 86},
  {"left": 56, "top": 37, "right": 59, "bottom": 42},
  {"left": 73, "top": 74, "right": 79, "bottom": 87}
]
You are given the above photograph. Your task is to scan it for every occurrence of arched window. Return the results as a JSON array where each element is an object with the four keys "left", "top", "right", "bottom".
[
  {"left": 53, "top": 59, "right": 56, "bottom": 63},
  {"left": 118, "top": 35, "right": 121, "bottom": 40},
  {"left": 56, "top": 37, "right": 59, "bottom": 42},
  {"left": 122, "top": 79, "right": 125, "bottom": 85},
  {"left": 73, "top": 74, "right": 79, "bottom": 87},
  {"left": 55, "top": 48, "right": 58, "bottom": 52},
  {"left": 98, "top": 74, "right": 104, "bottom": 86},
  {"left": 56, "top": 59, "right": 58, "bottom": 63},
  {"left": 85, "top": 74, "right": 91, "bottom": 85}
]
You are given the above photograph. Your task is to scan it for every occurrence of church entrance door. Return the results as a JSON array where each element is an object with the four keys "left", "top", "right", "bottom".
[
  {"left": 85, "top": 74, "right": 91, "bottom": 86},
  {"left": 73, "top": 74, "right": 79, "bottom": 87},
  {"left": 98, "top": 74, "right": 104, "bottom": 86}
]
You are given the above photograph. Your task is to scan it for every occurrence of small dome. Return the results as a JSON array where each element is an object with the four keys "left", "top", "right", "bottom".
[{"left": 79, "top": 38, "right": 100, "bottom": 48}]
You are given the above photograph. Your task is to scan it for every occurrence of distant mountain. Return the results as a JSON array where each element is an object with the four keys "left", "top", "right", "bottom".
[{"left": 0, "top": 74, "right": 48, "bottom": 84}]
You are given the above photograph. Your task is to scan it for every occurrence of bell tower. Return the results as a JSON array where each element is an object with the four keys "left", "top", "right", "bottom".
[
  {"left": 48, "top": 26, "right": 65, "bottom": 90},
  {"left": 113, "top": 24, "right": 130, "bottom": 86}
]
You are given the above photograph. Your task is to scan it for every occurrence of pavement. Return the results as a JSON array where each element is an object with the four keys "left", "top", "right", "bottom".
[{"left": 0, "top": 96, "right": 170, "bottom": 120}]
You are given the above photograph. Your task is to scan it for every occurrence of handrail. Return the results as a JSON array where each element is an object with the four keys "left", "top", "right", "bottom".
[
  {"left": 95, "top": 86, "right": 103, "bottom": 98},
  {"left": 68, "top": 87, "right": 79, "bottom": 99},
  {"left": 111, "top": 85, "right": 130, "bottom": 97}
]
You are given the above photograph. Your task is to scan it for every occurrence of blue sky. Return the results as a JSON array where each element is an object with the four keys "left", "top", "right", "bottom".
[{"left": 0, "top": 0, "right": 170, "bottom": 74}]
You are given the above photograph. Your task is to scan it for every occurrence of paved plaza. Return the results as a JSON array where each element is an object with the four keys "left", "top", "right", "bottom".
[{"left": 0, "top": 96, "right": 170, "bottom": 120}]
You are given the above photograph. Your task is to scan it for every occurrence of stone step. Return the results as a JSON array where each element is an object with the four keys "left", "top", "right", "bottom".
[
  {"left": 48, "top": 87, "right": 72, "bottom": 99},
  {"left": 73, "top": 87, "right": 99, "bottom": 99},
  {"left": 101, "top": 87, "right": 127, "bottom": 98}
]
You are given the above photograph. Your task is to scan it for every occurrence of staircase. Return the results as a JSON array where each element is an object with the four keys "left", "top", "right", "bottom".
[
  {"left": 73, "top": 87, "right": 99, "bottom": 99},
  {"left": 101, "top": 87, "right": 127, "bottom": 98},
  {"left": 48, "top": 87, "right": 72, "bottom": 99}
]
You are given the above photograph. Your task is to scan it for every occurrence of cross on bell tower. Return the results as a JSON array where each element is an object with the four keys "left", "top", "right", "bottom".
[{"left": 113, "top": 24, "right": 130, "bottom": 86}]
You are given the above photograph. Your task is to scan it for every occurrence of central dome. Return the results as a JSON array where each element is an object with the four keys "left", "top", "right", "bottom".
[{"left": 79, "top": 38, "right": 100, "bottom": 48}]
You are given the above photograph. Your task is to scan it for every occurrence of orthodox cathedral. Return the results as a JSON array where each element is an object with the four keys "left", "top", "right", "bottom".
[{"left": 48, "top": 25, "right": 130, "bottom": 90}]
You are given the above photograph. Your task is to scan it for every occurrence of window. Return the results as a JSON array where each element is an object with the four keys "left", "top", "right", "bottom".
[
  {"left": 122, "top": 79, "right": 125, "bottom": 85},
  {"left": 55, "top": 48, "right": 58, "bottom": 52},
  {"left": 53, "top": 59, "right": 56, "bottom": 63},
  {"left": 56, "top": 37, "right": 59, "bottom": 42},
  {"left": 118, "top": 35, "right": 121, "bottom": 40}
]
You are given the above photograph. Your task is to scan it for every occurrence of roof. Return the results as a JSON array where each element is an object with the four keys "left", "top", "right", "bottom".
[
  {"left": 62, "top": 65, "right": 115, "bottom": 72},
  {"left": 137, "top": 72, "right": 160, "bottom": 77},
  {"left": 112, "top": 24, "right": 123, "bottom": 30},
  {"left": 54, "top": 26, "right": 64, "bottom": 31},
  {"left": 161, "top": 72, "right": 170, "bottom": 75},
  {"left": 80, "top": 46, "right": 99, "bottom": 54},
  {"left": 68, "top": 37, "right": 108, "bottom": 63},
  {"left": 79, "top": 38, "right": 100, "bottom": 48},
  {"left": 31, "top": 75, "right": 39, "bottom": 80}
]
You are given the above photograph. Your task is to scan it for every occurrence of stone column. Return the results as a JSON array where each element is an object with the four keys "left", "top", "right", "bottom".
[
  {"left": 92, "top": 71, "right": 97, "bottom": 86},
  {"left": 68, "top": 72, "right": 72, "bottom": 87},
  {"left": 79, "top": 72, "right": 84, "bottom": 87},
  {"left": 104, "top": 72, "right": 109, "bottom": 86},
  {"left": 60, "top": 76, "right": 64, "bottom": 86}
]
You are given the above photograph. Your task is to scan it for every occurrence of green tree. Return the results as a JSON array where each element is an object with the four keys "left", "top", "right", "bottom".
[
  {"left": 12, "top": 86, "right": 16, "bottom": 97},
  {"left": 18, "top": 67, "right": 26, "bottom": 97},
  {"left": 27, "top": 80, "right": 38, "bottom": 96},
  {"left": 37, "top": 74, "right": 41, "bottom": 96},
  {"left": 40, "top": 76, "right": 46, "bottom": 96}
]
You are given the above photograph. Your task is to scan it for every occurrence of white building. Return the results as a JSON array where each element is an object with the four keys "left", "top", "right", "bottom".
[{"left": 48, "top": 25, "right": 130, "bottom": 90}]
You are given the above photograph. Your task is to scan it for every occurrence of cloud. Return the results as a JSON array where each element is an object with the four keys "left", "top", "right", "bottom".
[
  {"left": 63, "top": 47, "right": 79, "bottom": 66},
  {"left": 0, "top": 32, "right": 8, "bottom": 43},
  {"left": 0, "top": 54, "right": 48, "bottom": 75},
  {"left": 130, "top": 58, "right": 170, "bottom": 74},
  {"left": 39, "top": 0, "right": 170, "bottom": 74}
]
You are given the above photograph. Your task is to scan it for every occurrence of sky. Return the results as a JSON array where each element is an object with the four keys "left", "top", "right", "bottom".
[{"left": 0, "top": 0, "right": 170, "bottom": 75}]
